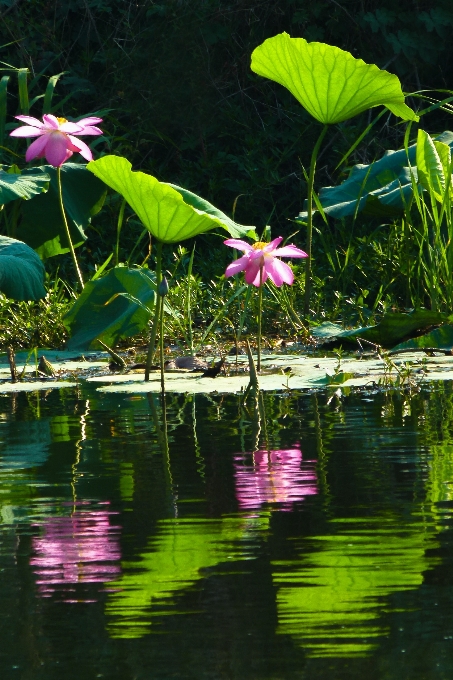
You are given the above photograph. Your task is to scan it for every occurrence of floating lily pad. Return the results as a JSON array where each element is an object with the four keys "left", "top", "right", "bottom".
[
  {"left": 85, "top": 351, "right": 453, "bottom": 394},
  {"left": 0, "top": 381, "right": 77, "bottom": 393}
]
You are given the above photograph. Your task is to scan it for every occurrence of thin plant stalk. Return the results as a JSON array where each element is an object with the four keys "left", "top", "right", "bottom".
[
  {"left": 159, "top": 291, "right": 165, "bottom": 396},
  {"left": 56, "top": 166, "right": 84, "bottom": 289},
  {"left": 115, "top": 198, "right": 126, "bottom": 267},
  {"left": 257, "top": 262, "right": 264, "bottom": 371},
  {"left": 304, "top": 124, "right": 329, "bottom": 316},
  {"left": 145, "top": 240, "right": 163, "bottom": 381},
  {"left": 185, "top": 244, "right": 195, "bottom": 356}
]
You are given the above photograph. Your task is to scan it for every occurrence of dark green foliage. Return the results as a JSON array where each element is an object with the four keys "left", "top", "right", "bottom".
[
  {"left": 393, "top": 324, "right": 453, "bottom": 350},
  {"left": 299, "top": 132, "right": 453, "bottom": 219},
  {"left": 0, "top": 235, "right": 46, "bottom": 301},
  {"left": 17, "top": 163, "right": 106, "bottom": 259},
  {"left": 313, "top": 309, "right": 453, "bottom": 348},
  {"left": 2, "top": 0, "right": 453, "bottom": 237},
  {"left": 0, "top": 166, "right": 49, "bottom": 204},
  {"left": 63, "top": 266, "right": 156, "bottom": 350}
]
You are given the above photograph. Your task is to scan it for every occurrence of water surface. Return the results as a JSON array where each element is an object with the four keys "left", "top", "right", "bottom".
[{"left": 0, "top": 383, "right": 453, "bottom": 679}]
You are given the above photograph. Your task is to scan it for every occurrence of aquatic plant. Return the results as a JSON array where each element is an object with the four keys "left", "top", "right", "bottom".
[
  {"left": 10, "top": 114, "right": 103, "bottom": 166},
  {"left": 224, "top": 237, "right": 307, "bottom": 287},
  {"left": 251, "top": 33, "right": 419, "bottom": 315},
  {"left": 87, "top": 155, "right": 255, "bottom": 379},
  {"left": 224, "top": 236, "right": 306, "bottom": 369},
  {"left": 10, "top": 113, "right": 103, "bottom": 290}
]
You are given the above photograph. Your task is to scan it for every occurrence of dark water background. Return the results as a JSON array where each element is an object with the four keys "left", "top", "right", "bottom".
[{"left": 1, "top": 382, "right": 453, "bottom": 679}]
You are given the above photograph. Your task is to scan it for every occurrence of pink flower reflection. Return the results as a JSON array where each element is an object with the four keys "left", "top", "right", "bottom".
[
  {"left": 234, "top": 447, "right": 317, "bottom": 510},
  {"left": 31, "top": 507, "right": 121, "bottom": 602}
]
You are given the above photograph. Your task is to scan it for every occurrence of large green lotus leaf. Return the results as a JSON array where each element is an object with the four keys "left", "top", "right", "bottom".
[
  {"left": 166, "top": 183, "right": 256, "bottom": 240},
  {"left": 63, "top": 266, "right": 156, "bottom": 351},
  {"left": 298, "top": 131, "right": 453, "bottom": 219},
  {"left": 0, "top": 235, "right": 46, "bottom": 300},
  {"left": 17, "top": 163, "right": 106, "bottom": 259},
  {"left": 312, "top": 310, "right": 451, "bottom": 348},
  {"left": 0, "top": 166, "right": 49, "bottom": 204},
  {"left": 87, "top": 155, "right": 253, "bottom": 242},
  {"left": 0, "top": 236, "right": 46, "bottom": 300},
  {"left": 251, "top": 33, "right": 419, "bottom": 124}
]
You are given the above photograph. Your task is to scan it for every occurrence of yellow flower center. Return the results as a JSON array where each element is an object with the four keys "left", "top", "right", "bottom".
[
  {"left": 57, "top": 117, "right": 68, "bottom": 124},
  {"left": 252, "top": 241, "right": 267, "bottom": 250}
]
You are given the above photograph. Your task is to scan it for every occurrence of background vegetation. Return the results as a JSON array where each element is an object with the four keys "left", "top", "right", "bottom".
[{"left": 2, "top": 0, "right": 453, "bottom": 346}]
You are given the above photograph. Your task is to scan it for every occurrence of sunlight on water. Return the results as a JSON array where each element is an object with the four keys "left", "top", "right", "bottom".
[{"left": 0, "top": 387, "right": 453, "bottom": 678}]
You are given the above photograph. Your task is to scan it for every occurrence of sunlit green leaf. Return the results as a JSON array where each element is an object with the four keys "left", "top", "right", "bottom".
[
  {"left": 434, "top": 140, "right": 451, "bottom": 179},
  {"left": 251, "top": 33, "right": 419, "bottom": 125},
  {"left": 416, "top": 129, "right": 445, "bottom": 200},
  {"left": 167, "top": 183, "right": 256, "bottom": 240},
  {"left": 0, "top": 235, "right": 46, "bottom": 300},
  {"left": 87, "top": 155, "right": 254, "bottom": 243}
]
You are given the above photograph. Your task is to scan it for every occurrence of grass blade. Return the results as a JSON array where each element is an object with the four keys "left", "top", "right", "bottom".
[
  {"left": 0, "top": 75, "right": 10, "bottom": 149},
  {"left": 17, "top": 68, "right": 29, "bottom": 115}
]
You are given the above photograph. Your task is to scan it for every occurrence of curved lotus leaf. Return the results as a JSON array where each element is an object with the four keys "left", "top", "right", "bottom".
[
  {"left": 298, "top": 131, "right": 453, "bottom": 219},
  {"left": 251, "top": 33, "right": 419, "bottom": 124},
  {"left": 63, "top": 266, "right": 156, "bottom": 351},
  {"left": 0, "top": 235, "right": 46, "bottom": 300},
  {"left": 0, "top": 165, "right": 49, "bottom": 204},
  {"left": 87, "top": 155, "right": 253, "bottom": 243},
  {"left": 311, "top": 310, "right": 451, "bottom": 348},
  {"left": 166, "top": 183, "right": 256, "bottom": 240}
]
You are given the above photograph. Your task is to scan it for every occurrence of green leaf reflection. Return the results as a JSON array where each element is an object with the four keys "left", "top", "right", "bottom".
[
  {"left": 106, "top": 514, "right": 269, "bottom": 638},
  {"left": 273, "top": 515, "right": 439, "bottom": 658}
]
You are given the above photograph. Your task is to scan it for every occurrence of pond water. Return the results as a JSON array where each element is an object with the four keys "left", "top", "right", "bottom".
[{"left": 1, "top": 381, "right": 453, "bottom": 679}]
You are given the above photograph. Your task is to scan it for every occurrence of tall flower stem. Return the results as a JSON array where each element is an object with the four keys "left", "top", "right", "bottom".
[
  {"left": 257, "top": 262, "right": 264, "bottom": 372},
  {"left": 145, "top": 240, "right": 163, "bottom": 382},
  {"left": 159, "top": 284, "right": 167, "bottom": 397},
  {"left": 303, "top": 124, "right": 329, "bottom": 316},
  {"left": 115, "top": 198, "right": 126, "bottom": 267},
  {"left": 57, "top": 166, "right": 84, "bottom": 290}
]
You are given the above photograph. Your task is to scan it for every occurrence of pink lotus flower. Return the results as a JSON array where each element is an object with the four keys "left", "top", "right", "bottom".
[
  {"left": 224, "top": 237, "right": 307, "bottom": 287},
  {"left": 10, "top": 113, "right": 103, "bottom": 167}
]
